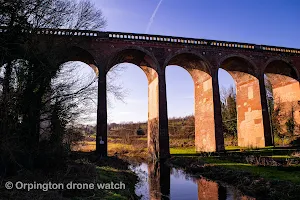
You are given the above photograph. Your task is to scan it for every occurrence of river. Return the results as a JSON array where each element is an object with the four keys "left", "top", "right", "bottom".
[{"left": 130, "top": 162, "right": 255, "bottom": 200}]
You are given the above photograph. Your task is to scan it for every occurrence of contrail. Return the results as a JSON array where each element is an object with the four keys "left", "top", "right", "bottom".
[{"left": 145, "top": 0, "right": 163, "bottom": 34}]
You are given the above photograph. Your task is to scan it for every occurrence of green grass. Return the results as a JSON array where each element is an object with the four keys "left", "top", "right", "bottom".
[
  {"left": 268, "top": 155, "right": 293, "bottom": 159},
  {"left": 95, "top": 166, "right": 137, "bottom": 200},
  {"left": 169, "top": 146, "right": 293, "bottom": 155},
  {"left": 170, "top": 146, "right": 284, "bottom": 155},
  {"left": 170, "top": 147, "right": 196, "bottom": 154},
  {"left": 170, "top": 146, "right": 300, "bottom": 183},
  {"left": 225, "top": 146, "right": 241, "bottom": 151},
  {"left": 201, "top": 157, "right": 300, "bottom": 184}
]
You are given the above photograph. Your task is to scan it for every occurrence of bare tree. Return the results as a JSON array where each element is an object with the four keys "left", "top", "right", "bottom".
[
  {"left": 0, "top": 0, "right": 121, "bottom": 173},
  {"left": 0, "top": 0, "right": 106, "bottom": 30}
]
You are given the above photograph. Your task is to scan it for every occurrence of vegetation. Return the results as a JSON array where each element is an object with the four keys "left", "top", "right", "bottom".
[
  {"left": 0, "top": 1, "right": 135, "bottom": 199},
  {"left": 221, "top": 86, "right": 237, "bottom": 142},
  {"left": 1, "top": 1, "right": 299, "bottom": 200},
  {"left": 169, "top": 156, "right": 300, "bottom": 200},
  {"left": 0, "top": 0, "right": 108, "bottom": 175},
  {"left": 0, "top": 153, "right": 139, "bottom": 200}
]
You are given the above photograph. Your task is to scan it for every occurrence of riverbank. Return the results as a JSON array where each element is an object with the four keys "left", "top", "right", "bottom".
[
  {"left": 169, "top": 155, "right": 300, "bottom": 200},
  {"left": 73, "top": 137, "right": 300, "bottom": 199},
  {"left": 107, "top": 142, "right": 300, "bottom": 199},
  {"left": 0, "top": 152, "right": 139, "bottom": 200}
]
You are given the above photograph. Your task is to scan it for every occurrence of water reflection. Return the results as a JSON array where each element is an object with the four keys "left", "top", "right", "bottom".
[
  {"left": 197, "top": 178, "right": 226, "bottom": 200},
  {"left": 130, "top": 162, "right": 255, "bottom": 200},
  {"left": 148, "top": 162, "right": 170, "bottom": 200}
]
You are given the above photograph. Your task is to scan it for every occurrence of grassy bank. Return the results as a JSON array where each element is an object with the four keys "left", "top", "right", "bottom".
[
  {"left": 202, "top": 157, "right": 300, "bottom": 183},
  {"left": 169, "top": 156, "right": 300, "bottom": 200},
  {"left": 0, "top": 152, "right": 139, "bottom": 200},
  {"left": 71, "top": 137, "right": 300, "bottom": 199},
  {"left": 170, "top": 146, "right": 300, "bottom": 183}
]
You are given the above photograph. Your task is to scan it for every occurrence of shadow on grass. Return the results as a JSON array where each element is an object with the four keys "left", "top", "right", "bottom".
[{"left": 1, "top": 151, "right": 139, "bottom": 200}]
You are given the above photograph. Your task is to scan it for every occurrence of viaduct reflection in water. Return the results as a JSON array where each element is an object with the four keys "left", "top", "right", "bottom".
[
  {"left": 131, "top": 162, "right": 254, "bottom": 200},
  {"left": 148, "top": 162, "right": 170, "bottom": 200}
]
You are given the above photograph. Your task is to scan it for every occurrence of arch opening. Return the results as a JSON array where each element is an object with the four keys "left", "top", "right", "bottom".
[
  {"left": 59, "top": 46, "right": 98, "bottom": 75},
  {"left": 166, "top": 53, "right": 223, "bottom": 152},
  {"left": 264, "top": 60, "right": 300, "bottom": 145},
  {"left": 107, "top": 48, "right": 159, "bottom": 73},
  {"left": 220, "top": 56, "right": 266, "bottom": 148},
  {"left": 49, "top": 61, "right": 98, "bottom": 149},
  {"left": 104, "top": 47, "right": 161, "bottom": 157},
  {"left": 218, "top": 68, "right": 237, "bottom": 147},
  {"left": 165, "top": 65, "right": 195, "bottom": 152},
  {"left": 105, "top": 48, "right": 161, "bottom": 157},
  {"left": 0, "top": 58, "right": 98, "bottom": 153},
  {"left": 105, "top": 63, "right": 150, "bottom": 155}
]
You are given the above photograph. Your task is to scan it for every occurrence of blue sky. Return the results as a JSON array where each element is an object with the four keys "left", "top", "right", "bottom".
[{"left": 86, "top": 0, "right": 300, "bottom": 124}]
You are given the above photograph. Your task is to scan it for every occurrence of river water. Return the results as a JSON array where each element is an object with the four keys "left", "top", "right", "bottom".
[{"left": 129, "top": 162, "right": 255, "bottom": 200}]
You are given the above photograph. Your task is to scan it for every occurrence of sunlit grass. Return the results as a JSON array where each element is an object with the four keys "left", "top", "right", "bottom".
[
  {"left": 201, "top": 157, "right": 300, "bottom": 183},
  {"left": 225, "top": 146, "right": 241, "bottom": 151},
  {"left": 108, "top": 143, "right": 134, "bottom": 151},
  {"left": 170, "top": 147, "right": 196, "bottom": 154},
  {"left": 72, "top": 143, "right": 95, "bottom": 152},
  {"left": 170, "top": 146, "right": 284, "bottom": 155},
  {"left": 268, "top": 155, "right": 293, "bottom": 159},
  {"left": 83, "top": 141, "right": 95, "bottom": 145}
]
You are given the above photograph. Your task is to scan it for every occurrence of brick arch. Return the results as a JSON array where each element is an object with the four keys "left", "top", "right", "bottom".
[
  {"left": 59, "top": 46, "right": 97, "bottom": 65},
  {"left": 263, "top": 58, "right": 300, "bottom": 136},
  {"left": 218, "top": 54, "right": 259, "bottom": 78},
  {"left": 164, "top": 52, "right": 212, "bottom": 90},
  {"left": 164, "top": 50, "right": 224, "bottom": 152},
  {"left": 164, "top": 65, "right": 194, "bottom": 84},
  {"left": 263, "top": 58, "right": 299, "bottom": 80},
  {"left": 106, "top": 46, "right": 160, "bottom": 75},
  {"left": 58, "top": 46, "right": 98, "bottom": 74},
  {"left": 163, "top": 49, "right": 213, "bottom": 75},
  {"left": 105, "top": 46, "right": 164, "bottom": 159},
  {"left": 218, "top": 54, "right": 268, "bottom": 148}
]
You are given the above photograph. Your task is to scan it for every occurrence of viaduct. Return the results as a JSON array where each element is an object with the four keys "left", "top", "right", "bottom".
[{"left": 1, "top": 27, "right": 300, "bottom": 159}]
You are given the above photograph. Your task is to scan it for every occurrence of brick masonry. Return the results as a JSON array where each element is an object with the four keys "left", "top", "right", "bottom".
[{"left": 2, "top": 30, "right": 300, "bottom": 158}]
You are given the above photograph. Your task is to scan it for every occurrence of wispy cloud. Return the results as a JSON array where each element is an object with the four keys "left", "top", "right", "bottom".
[{"left": 145, "top": 0, "right": 163, "bottom": 34}]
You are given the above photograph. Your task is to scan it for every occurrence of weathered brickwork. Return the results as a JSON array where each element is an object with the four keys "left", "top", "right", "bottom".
[
  {"left": 193, "top": 71, "right": 217, "bottom": 151},
  {"left": 231, "top": 72, "right": 265, "bottom": 147},
  {"left": 146, "top": 70, "right": 160, "bottom": 159},
  {"left": 2, "top": 28, "right": 300, "bottom": 158},
  {"left": 267, "top": 74, "right": 300, "bottom": 133}
]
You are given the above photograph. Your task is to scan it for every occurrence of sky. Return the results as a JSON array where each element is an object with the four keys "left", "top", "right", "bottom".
[{"left": 79, "top": 0, "right": 300, "bottom": 124}]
